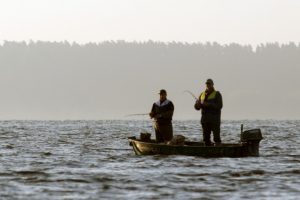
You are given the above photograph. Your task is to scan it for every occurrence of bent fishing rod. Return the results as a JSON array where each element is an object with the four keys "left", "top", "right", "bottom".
[{"left": 183, "top": 90, "right": 198, "bottom": 101}]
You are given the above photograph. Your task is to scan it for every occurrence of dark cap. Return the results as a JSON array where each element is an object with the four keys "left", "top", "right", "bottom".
[
  {"left": 205, "top": 79, "right": 214, "bottom": 84},
  {"left": 159, "top": 89, "right": 167, "bottom": 95}
]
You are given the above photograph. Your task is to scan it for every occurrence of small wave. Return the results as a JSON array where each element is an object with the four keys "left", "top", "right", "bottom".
[
  {"left": 0, "top": 172, "right": 12, "bottom": 176},
  {"left": 41, "top": 152, "right": 52, "bottom": 156},
  {"left": 176, "top": 173, "right": 211, "bottom": 177},
  {"left": 57, "top": 139, "right": 74, "bottom": 144},
  {"left": 92, "top": 175, "right": 114, "bottom": 182},
  {"left": 14, "top": 170, "right": 48, "bottom": 176},
  {"left": 230, "top": 169, "right": 265, "bottom": 177},
  {"left": 5, "top": 144, "right": 14, "bottom": 149},
  {"left": 52, "top": 179, "right": 91, "bottom": 183},
  {"left": 99, "top": 148, "right": 132, "bottom": 151},
  {"left": 274, "top": 169, "right": 300, "bottom": 175}
]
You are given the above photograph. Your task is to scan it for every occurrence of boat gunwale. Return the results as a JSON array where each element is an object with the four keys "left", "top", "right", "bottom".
[{"left": 129, "top": 138, "right": 245, "bottom": 148}]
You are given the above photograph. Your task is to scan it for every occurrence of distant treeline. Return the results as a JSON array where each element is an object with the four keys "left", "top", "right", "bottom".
[
  {"left": 1, "top": 40, "right": 299, "bottom": 71},
  {"left": 0, "top": 40, "right": 299, "bottom": 119},
  {"left": 1, "top": 40, "right": 300, "bottom": 55}
]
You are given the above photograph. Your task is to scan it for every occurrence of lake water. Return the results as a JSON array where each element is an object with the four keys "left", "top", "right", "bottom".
[{"left": 0, "top": 120, "right": 299, "bottom": 199}]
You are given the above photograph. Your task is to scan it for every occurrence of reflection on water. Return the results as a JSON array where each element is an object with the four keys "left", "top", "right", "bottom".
[{"left": 0, "top": 120, "right": 299, "bottom": 199}]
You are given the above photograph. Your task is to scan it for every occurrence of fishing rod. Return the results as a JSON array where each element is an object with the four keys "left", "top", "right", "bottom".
[
  {"left": 183, "top": 90, "right": 198, "bottom": 101},
  {"left": 125, "top": 113, "right": 149, "bottom": 117}
]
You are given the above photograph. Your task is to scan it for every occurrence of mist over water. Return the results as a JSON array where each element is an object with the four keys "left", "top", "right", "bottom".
[
  {"left": 0, "top": 41, "right": 300, "bottom": 120},
  {"left": 0, "top": 120, "right": 299, "bottom": 199}
]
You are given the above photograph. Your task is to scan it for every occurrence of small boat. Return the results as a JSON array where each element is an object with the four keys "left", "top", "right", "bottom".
[{"left": 128, "top": 128, "right": 263, "bottom": 158}]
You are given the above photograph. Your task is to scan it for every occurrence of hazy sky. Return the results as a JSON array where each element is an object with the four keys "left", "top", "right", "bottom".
[
  {"left": 1, "top": 0, "right": 300, "bottom": 45},
  {"left": 0, "top": 0, "right": 299, "bottom": 120}
]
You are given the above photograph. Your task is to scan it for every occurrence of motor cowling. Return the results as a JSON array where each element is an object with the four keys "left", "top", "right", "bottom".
[{"left": 241, "top": 129, "right": 263, "bottom": 142}]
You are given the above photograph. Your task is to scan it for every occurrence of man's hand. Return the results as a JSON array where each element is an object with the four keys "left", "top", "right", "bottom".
[
  {"left": 149, "top": 112, "right": 155, "bottom": 118},
  {"left": 194, "top": 100, "right": 202, "bottom": 110}
]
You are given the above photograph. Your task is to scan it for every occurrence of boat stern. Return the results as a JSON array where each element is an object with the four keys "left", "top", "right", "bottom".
[{"left": 241, "top": 129, "right": 263, "bottom": 156}]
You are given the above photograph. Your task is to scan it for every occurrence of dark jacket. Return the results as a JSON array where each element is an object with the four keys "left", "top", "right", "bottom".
[
  {"left": 194, "top": 90, "right": 223, "bottom": 123},
  {"left": 151, "top": 99, "right": 174, "bottom": 125}
]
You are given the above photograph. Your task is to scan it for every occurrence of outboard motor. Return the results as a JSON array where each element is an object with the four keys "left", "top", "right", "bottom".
[
  {"left": 241, "top": 129, "right": 263, "bottom": 142},
  {"left": 240, "top": 125, "right": 263, "bottom": 156}
]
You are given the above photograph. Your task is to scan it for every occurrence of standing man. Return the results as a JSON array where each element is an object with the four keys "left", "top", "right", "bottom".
[
  {"left": 149, "top": 89, "right": 174, "bottom": 143},
  {"left": 194, "top": 79, "right": 223, "bottom": 146}
]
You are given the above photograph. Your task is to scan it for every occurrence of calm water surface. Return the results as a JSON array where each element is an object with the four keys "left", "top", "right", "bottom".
[{"left": 0, "top": 120, "right": 299, "bottom": 199}]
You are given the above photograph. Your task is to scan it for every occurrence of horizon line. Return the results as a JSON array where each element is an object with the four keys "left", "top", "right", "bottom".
[
  {"left": 1, "top": 39, "right": 300, "bottom": 48},
  {"left": 0, "top": 118, "right": 298, "bottom": 121}
]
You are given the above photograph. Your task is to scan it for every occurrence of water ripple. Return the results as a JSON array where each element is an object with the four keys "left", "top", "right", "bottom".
[{"left": 0, "top": 120, "right": 299, "bottom": 199}]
